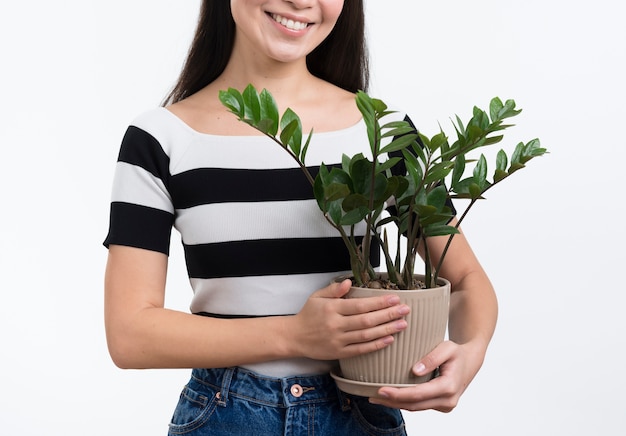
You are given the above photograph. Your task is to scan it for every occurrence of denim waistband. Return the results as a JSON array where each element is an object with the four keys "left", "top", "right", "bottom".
[{"left": 191, "top": 367, "right": 348, "bottom": 409}]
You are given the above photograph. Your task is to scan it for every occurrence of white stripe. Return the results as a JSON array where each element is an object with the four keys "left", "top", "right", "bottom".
[
  {"left": 134, "top": 108, "right": 377, "bottom": 174},
  {"left": 188, "top": 272, "right": 349, "bottom": 376},
  {"left": 175, "top": 200, "right": 361, "bottom": 244},
  {"left": 110, "top": 162, "right": 174, "bottom": 213},
  {"left": 241, "top": 359, "right": 336, "bottom": 378},
  {"left": 189, "top": 271, "right": 346, "bottom": 315}
]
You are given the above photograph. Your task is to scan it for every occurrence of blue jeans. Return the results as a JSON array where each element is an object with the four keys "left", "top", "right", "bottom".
[{"left": 167, "top": 367, "right": 407, "bottom": 436}]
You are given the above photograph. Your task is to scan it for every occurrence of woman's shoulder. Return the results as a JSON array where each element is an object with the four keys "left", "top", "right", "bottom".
[
  {"left": 122, "top": 106, "right": 201, "bottom": 158},
  {"left": 126, "top": 105, "right": 187, "bottom": 132}
]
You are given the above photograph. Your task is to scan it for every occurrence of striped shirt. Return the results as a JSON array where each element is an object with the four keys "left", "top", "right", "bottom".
[{"left": 104, "top": 107, "right": 408, "bottom": 376}]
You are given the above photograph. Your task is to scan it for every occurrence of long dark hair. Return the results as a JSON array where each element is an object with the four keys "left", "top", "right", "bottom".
[{"left": 163, "top": 0, "right": 368, "bottom": 105}]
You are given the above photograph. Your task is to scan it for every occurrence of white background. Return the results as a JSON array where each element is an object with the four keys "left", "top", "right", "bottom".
[{"left": 1, "top": 1, "right": 624, "bottom": 434}]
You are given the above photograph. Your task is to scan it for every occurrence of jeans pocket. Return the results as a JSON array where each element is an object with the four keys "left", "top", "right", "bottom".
[
  {"left": 168, "top": 383, "right": 219, "bottom": 435},
  {"left": 349, "top": 396, "right": 406, "bottom": 436}
]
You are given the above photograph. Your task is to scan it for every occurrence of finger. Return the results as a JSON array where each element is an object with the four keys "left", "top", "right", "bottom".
[
  {"left": 340, "top": 333, "right": 396, "bottom": 357},
  {"left": 371, "top": 395, "right": 457, "bottom": 413},
  {"left": 342, "top": 305, "right": 410, "bottom": 334},
  {"left": 311, "top": 279, "right": 352, "bottom": 299},
  {"left": 371, "top": 379, "right": 458, "bottom": 412},
  {"left": 343, "top": 317, "right": 408, "bottom": 345},
  {"left": 338, "top": 294, "right": 404, "bottom": 316},
  {"left": 412, "top": 341, "right": 455, "bottom": 376}
]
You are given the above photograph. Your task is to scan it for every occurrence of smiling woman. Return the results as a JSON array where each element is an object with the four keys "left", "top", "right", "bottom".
[
  {"left": 102, "top": 0, "right": 497, "bottom": 434},
  {"left": 228, "top": 0, "right": 344, "bottom": 64}
]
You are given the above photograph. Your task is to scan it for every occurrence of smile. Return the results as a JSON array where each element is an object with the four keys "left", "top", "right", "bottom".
[{"left": 270, "top": 13, "right": 310, "bottom": 31}]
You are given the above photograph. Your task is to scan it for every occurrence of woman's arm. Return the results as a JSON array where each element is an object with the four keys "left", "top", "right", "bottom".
[
  {"left": 371, "top": 218, "right": 498, "bottom": 412},
  {"left": 104, "top": 244, "right": 410, "bottom": 369}
]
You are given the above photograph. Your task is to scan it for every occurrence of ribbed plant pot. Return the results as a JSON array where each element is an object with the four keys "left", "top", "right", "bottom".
[{"left": 336, "top": 274, "right": 450, "bottom": 387}]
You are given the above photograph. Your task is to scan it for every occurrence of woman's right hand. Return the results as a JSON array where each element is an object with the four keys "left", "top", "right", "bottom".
[{"left": 286, "top": 279, "right": 410, "bottom": 361}]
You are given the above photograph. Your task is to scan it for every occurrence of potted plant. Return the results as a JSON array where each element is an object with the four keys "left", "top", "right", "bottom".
[{"left": 219, "top": 85, "right": 547, "bottom": 395}]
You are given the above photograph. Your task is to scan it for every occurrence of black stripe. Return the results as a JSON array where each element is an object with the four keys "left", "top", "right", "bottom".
[
  {"left": 118, "top": 126, "right": 171, "bottom": 187},
  {"left": 194, "top": 312, "right": 291, "bottom": 319},
  {"left": 170, "top": 166, "right": 327, "bottom": 209},
  {"left": 184, "top": 237, "right": 380, "bottom": 279},
  {"left": 103, "top": 202, "right": 174, "bottom": 255}
]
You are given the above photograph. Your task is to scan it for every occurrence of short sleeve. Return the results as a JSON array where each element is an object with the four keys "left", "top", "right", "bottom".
[{"left": 103, "top": 126, "right": 175, "bottom": 255}]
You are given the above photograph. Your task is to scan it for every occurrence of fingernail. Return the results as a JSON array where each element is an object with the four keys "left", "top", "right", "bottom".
[
  {"left": 387, "top": 295, "right": 401, "bottom": 305},
  {"left": 413, "top": 363, "right": 426, "bottom": 374},
  {"left": 398, "top": 305, "right": 410, "bottom": 315},
  {"left": 382, "top": 336, "right": 395, "bottom": 345},
  {"left": 395, "top": 320, "right": 408, "bottom": 330}
]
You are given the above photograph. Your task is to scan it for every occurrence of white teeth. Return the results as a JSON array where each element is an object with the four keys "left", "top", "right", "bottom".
[{"left": 271, "top": 13, "right": 309, "bottom": 31}]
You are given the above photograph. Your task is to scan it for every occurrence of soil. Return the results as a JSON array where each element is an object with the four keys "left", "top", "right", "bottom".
[{"left": 351, "top": 275, "right": 427, "bottom": 290}]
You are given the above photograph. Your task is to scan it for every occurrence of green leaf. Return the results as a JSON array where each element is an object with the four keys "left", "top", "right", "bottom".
[
  {"left": 393, "top": 176, "right": 409, "bottom": 198},
  {"left": 420, "top": 212, "right": 454, "bottom": 226},
  {"left": 496, "top": 149, "right": 508, "bottom": 172},
  {"left": 402, "top": 150, "right": 423, "bottom": 186},
  {"left": 416, "top": 204, "right": 438, "bottom": 219},
  {"left": 324, "top": 182, "right": 351, "bottom": 202},
  {"left": 301, "top": 129, "right": 313, "bottom": 163},
  {"left": 279, "top": 119, "right": 299, "bottom": 152},
  {"left": 380, "top": 133, "right": 418, "bottom": 154},
  {"left": 380, "top": 175, "right": 400, "bottom": 202},
  {"left": 493, "top": 169, "right": 508, "bottom": 183},
  {"left": 489, "top": 97, "right": 504, "bottom": 121},
  {"left": 242, "top": 84, "right": 261, "bottom": 123},
  {"left": 454, "top": 114, "right": 466, "bottom": 136},
  {"left": 325, "top": 167, "right": 353, "bottom": 188},
  {"left": 280, "top": 108, "right": 303, "bottom": 155},
  {"left": 259, "top": 89, "right": 279, "bottom": 136},
  {"left": 427, "top": 185, "right": 449, "bottom": 210},
  {"left": 341, "top": 206, "right": 370, "bottom": 226},
  {"left": 483, "top": 134, "right": 504, "bottom": 146},
  {"left": 452, "top": 177, "right": 474, "bottom": 195},
  {"left": 375, "top": 156, "right": 402, "bottom": 174},
  {"left": 341, "top": 153, "right": 353, "bottom": 173},
  {"left": 423, "top": 224, "right": 459, "bottom": 237},
  {"left": 508, "top": 162, "right": 525, "bottom": 174},
  {"left": 255, "top": 119, "right": 276, "bottom": 135},
  {"left": 350, "top": 157, "right": 374, "bottom": 195},
  {"left": 428, "top": 132, "right": 448, "bottom": 153},
  {"left": 510, "top": 142, "right": 524, "bottom": 165},
  {"left": 381, "top": 124, "right": 415, "bottom": 138},
  {"left": 355, "top": 92, "right": 377, "bottom": 151},
  {"left": 313, "top": 165, "right": 330, "bottom": 210},
  {"left": 469, "top": 182, "right": 482, "bottom": 200},
  {"left": 372, "top": 172, "right": 391, "bottom": 203},
  {"left": 451, "top": 153, "right": 465, "bottom": 188},
  {"left": 500, "top": 99, "right": 522, "bottom": 119},
  {"left": 424, "top": 161, "right": 454, "bottom": 185},
  {"left": 525, "top": 138, "right": 547, "bottom": 157},
  {"left": 327, "top": 201, "right": 343, "bottom": 225},
  {"left": 473, "top": 154, "right": 488, "bottom": 189},
  {"left": 410, "top": 134, "right": 428, "bottom": 164},
  {"left": 218, "top": 88, "right": 244, "bottom": 118},
  {"left": 342, "top": 193, "right": 369, "bottom": 211}
]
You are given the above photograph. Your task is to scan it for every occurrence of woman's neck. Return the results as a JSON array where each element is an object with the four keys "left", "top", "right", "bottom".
[{"left": 215, "top": 55, "right": 319, "bottom": 105}]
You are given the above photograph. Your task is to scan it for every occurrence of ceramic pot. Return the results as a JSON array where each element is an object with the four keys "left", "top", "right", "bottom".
[{"left": 335, "top": 274, "right": 450, "bottom": 388}]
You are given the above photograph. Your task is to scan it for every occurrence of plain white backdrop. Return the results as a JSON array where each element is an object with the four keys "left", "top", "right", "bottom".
[{"left": 1, "top": 1, "right": 624, "bottom": 434}]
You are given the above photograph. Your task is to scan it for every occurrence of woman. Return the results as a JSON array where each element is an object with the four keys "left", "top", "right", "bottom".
[{"left": 104, "top": 1, "right": 497, "bottom": 434}]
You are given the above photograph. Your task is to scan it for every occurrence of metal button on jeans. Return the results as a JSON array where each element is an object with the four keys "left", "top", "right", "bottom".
[{"left": 290, "top": 384, "right": 303, "bottom": 397}]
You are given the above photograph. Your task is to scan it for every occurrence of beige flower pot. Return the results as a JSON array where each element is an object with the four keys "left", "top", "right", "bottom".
[{"left": 331, "top": 275, "right": 450, "bottom": 395}]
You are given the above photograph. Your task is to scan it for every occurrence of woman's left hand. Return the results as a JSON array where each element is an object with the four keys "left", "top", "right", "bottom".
[{"left": 369, "top": 340, "right": 485, "bottom": 412}]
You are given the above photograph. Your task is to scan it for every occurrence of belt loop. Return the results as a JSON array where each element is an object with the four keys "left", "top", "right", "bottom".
[
  {"left": 218, "top": 367, "right": 236, "bottom": 407},
  {"left": 335, "top": 383, "right": 352, "bottom": 411}
]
